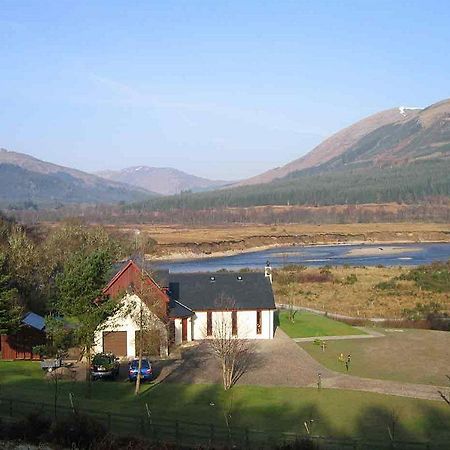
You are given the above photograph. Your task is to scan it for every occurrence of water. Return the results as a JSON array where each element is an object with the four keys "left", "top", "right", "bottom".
[{"left": 156, "top": 242, "right": 450, "bottom": 273}]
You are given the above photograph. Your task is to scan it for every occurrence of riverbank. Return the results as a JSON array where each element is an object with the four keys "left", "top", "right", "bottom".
[
  {"left": 152, "top": 240, "right": 445, "bottom": 261},
  {"left": 128, "top": 222, "right": 450, "bottom": 260}
]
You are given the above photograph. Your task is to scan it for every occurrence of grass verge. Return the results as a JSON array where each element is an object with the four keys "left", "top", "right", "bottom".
[
  {"left": 278, "top": 310, "right": 365, "bottom": 338},
  {"left": 0, "top": 361, "right": 449, "bottom": 445}
]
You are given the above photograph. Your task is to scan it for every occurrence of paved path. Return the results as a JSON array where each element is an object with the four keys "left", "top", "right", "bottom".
[
  {"left": 293, "top": 327, "right": 385, "bottom": 342},
  {"left": 165, "top": 329, "right": 448, "bottom": 402}
]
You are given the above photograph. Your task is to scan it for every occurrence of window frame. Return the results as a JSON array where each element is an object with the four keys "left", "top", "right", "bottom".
[
  {"left": 206, "top": 311, "right": 212, "bottom": 336},
  {"left": 231, "top": 310, "right": 238, "bottom": 336},
  {"left": 256, "top": 310, "right": 262, "bottom": 335}
]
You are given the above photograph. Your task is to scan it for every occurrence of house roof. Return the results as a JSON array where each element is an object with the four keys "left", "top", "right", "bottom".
[
  {"left": 22, "top": 312, "right": 45, "bottom": 331},
  {"left": 168, "top": 272, "right": 276, "bottom": 311},
  {"left": 106, "top": 259, "right": 169, "bottom": 289},
  {"left": 168, "top": 299, "right": 195, "bottom": 318}
]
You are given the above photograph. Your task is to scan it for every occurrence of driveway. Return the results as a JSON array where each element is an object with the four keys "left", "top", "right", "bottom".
[{"left": 166, "top": 328, "right": 329, "bottom": 387}]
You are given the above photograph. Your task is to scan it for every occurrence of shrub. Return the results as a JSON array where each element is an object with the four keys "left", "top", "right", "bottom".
[
  {"left": 374, "top": 280, "right": 398, "bottom": 290},
  {"left": 50, "top": 413, "right": 107, "bottom": 449},
  {"left": 277, "top": 438, "right": 319, "bottom": 449},
  {"left": 274, "top": 268, "right": 333, "bottom": 284},
  {"left": 342, "top": 273, "right": 358, "bottom": 285},
  {"left": 400, "top": 261, "right": 450, "bottom": 293},
  {"left": 402, "top": 301, "right": 446, "bottom": 321},
  {"left": 5, "top": 411, "right": 52, "bottom": 443}
]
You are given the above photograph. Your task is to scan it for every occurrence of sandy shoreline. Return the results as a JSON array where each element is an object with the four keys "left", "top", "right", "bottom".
[
  {"left": 344, "top": 246, "right": 423, "bottom": 257},
  {"left": 152, "top": 239, "right": 448, "bottom": 262}
]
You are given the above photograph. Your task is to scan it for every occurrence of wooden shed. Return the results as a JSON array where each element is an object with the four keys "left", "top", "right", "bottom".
[{"left": 0, "top": 312, "right": 46, "bottom": 360}]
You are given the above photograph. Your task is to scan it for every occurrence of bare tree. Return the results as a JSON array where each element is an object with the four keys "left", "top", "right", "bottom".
[
  {"left": 128, "top": 267, "right": 168, "bottom": 395},
  {"left": 207, "top": 297, "right": 254, "bottom": 390},
  {"left": 124, "top": 231, "right": 168, "bottom": 395}
]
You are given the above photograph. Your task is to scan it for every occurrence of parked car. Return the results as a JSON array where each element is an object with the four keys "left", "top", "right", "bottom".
[
  {"left": 128, "top": 358, "right": 153, "bottom": 382},
  {"left": 90, "top": 353, "right": 120, "bottom": 380}
]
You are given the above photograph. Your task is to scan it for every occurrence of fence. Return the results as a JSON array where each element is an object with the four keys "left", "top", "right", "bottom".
[{"left": 0, "top": 396, "right": 434, "bottom": 449}]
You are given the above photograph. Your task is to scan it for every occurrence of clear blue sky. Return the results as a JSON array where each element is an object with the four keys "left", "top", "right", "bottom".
[{"left": 1, "top": 1, "right": 449, "bottom": 180}]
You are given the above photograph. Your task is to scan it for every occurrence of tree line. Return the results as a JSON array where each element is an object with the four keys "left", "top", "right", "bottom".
[{"left": 130, "top": 159, "right": 450, "bottom": 211}]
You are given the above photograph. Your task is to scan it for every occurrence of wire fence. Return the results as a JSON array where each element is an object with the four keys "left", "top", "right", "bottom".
[{"left": 0, "top": 396, "right": 434, "bottom": 449}]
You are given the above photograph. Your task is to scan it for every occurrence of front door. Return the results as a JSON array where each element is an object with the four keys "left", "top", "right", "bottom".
[{"left": 181, "top": 318, "right": 188, "bottom": 342}]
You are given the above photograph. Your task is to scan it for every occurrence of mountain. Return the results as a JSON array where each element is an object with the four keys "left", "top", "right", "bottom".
[
  {"left": 235, "top": 106, "right": 423, "bottom": 186},
  {"left": 0, "top": 149, "right": 156, "bottom": 207},
  {"left": 133, "top": 98, "right": 450, "bottom": 211},
  {"left": 96, "top": 166, "right": 230, "bottom": 195}
]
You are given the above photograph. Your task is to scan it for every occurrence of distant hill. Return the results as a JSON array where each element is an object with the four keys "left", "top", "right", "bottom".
[
  {"left": 0, "top": 149, "right": 155, "bottom": 207},
  {"left": 132, "top": 98, "right": 450, "bottom": 211},
  {"left": 234, "top": 106, "right": 423, "bottom": 187},
  {"left": 96, "top": 166, "right": 230, "bottom": 195}
]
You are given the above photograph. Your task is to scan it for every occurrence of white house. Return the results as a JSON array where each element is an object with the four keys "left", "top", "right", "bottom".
[{"left": 93, "top": 260, "right": 276, "bottom": 358}]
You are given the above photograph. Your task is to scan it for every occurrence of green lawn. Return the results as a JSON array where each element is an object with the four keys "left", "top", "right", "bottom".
[
  {"left": 300, "top": 329, "right": 450, "bottom": 386},
  {"left": 278, "top": 310, "right": 365, "bottom": 338},
  {"left": 0, "top": 361, "right": 449, "bottom": 446}
]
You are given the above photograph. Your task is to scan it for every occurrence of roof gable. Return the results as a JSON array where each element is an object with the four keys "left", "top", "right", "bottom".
[{"left": 103, "top": 260, "right": 169, "bottom": 306}]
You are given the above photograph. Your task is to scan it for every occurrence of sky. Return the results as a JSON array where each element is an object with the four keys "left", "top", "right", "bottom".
[{"left": 0, "top": 1, "right": 449, "bottom": 180}]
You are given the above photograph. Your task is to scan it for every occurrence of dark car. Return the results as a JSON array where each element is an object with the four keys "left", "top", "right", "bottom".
[
  {"left": 91, "top": 353, "right": 120, "bottom": 380},
  {"left": 128, "top": 358, "right": 153, "bottom": 382}
]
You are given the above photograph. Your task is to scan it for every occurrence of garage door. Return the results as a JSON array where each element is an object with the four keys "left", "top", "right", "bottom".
[{"left": 103, "top": 331, "right": 127, "bottom": 356}]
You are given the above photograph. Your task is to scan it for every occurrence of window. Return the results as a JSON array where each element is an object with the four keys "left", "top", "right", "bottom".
[
  {"left": 207, "top": 311, "right": 212, "bottom": 336},
  {"left": 256, "top": 310, "right": 262, "bottom": 335},
  {"left": 232, "top": 310, "right": 237, "bottom": 336}
]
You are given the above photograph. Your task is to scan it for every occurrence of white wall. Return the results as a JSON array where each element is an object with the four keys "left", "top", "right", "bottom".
[
  {"left": 174, "top": 317, "right": 194, "bottom": 345},
  {"left": 93, "top": 294, "right": 165, "bottom": 358},
  {"left": 191, "top": 309, "right": 274, "bottom": 340},
  {"left": 94, "top": 295, "right": 275, "bottom": 353}
]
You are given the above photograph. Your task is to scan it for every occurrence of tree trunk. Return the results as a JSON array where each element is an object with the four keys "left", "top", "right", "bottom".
[
  {"left": 135, "top": 306, "right": 143, "bottom": 395},
  {"left": 86, "top": 345, "right": 92, "bottom": 399}
]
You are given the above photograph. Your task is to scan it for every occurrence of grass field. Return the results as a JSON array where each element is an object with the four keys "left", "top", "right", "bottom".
[
  {"left": 278, "top": 310, "right": 365, "bottom": 338},
  {"left": 273, "top": 266, "right": 450, "bottom": 318},
  {"left": 300, "top": 329, "right": 450, "bottom": 386},
  {"left": 0, "top": 361, "right": 449, "bottom": 445}
]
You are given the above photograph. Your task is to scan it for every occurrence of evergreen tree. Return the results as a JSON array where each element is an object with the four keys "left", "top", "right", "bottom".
[
  {"left": 0, "top": 253, "right": 23, "bottom": 335},
  {"left": 56, "top": 249, "right": 117, "bottom": 397}
]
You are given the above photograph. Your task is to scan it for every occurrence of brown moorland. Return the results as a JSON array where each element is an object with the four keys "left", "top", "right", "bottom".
[{"left": 273, "top": 265, "right": 450, "bottom": 318}]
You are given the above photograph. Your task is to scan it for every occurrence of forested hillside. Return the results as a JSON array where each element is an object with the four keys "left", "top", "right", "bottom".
[
  {"left": 125, "top": 99, "right": 450, "bottom": 217},
  {"left": 131, "top": 159, "right": 450, "bottom": 211}
]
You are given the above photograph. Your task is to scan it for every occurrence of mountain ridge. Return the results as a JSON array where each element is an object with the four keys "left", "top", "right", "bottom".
[
  {"left": 96, "top": 166, "right": 231, "bottom": 195},
  {"left": 132, "top": 98, "right": 450, "bottom": 211},
  {"left": 0, "top": 148, "right": 156, "bottom": 206},
  {"left": 234, "top": 106, "right": 424, "bottom": 187}
]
